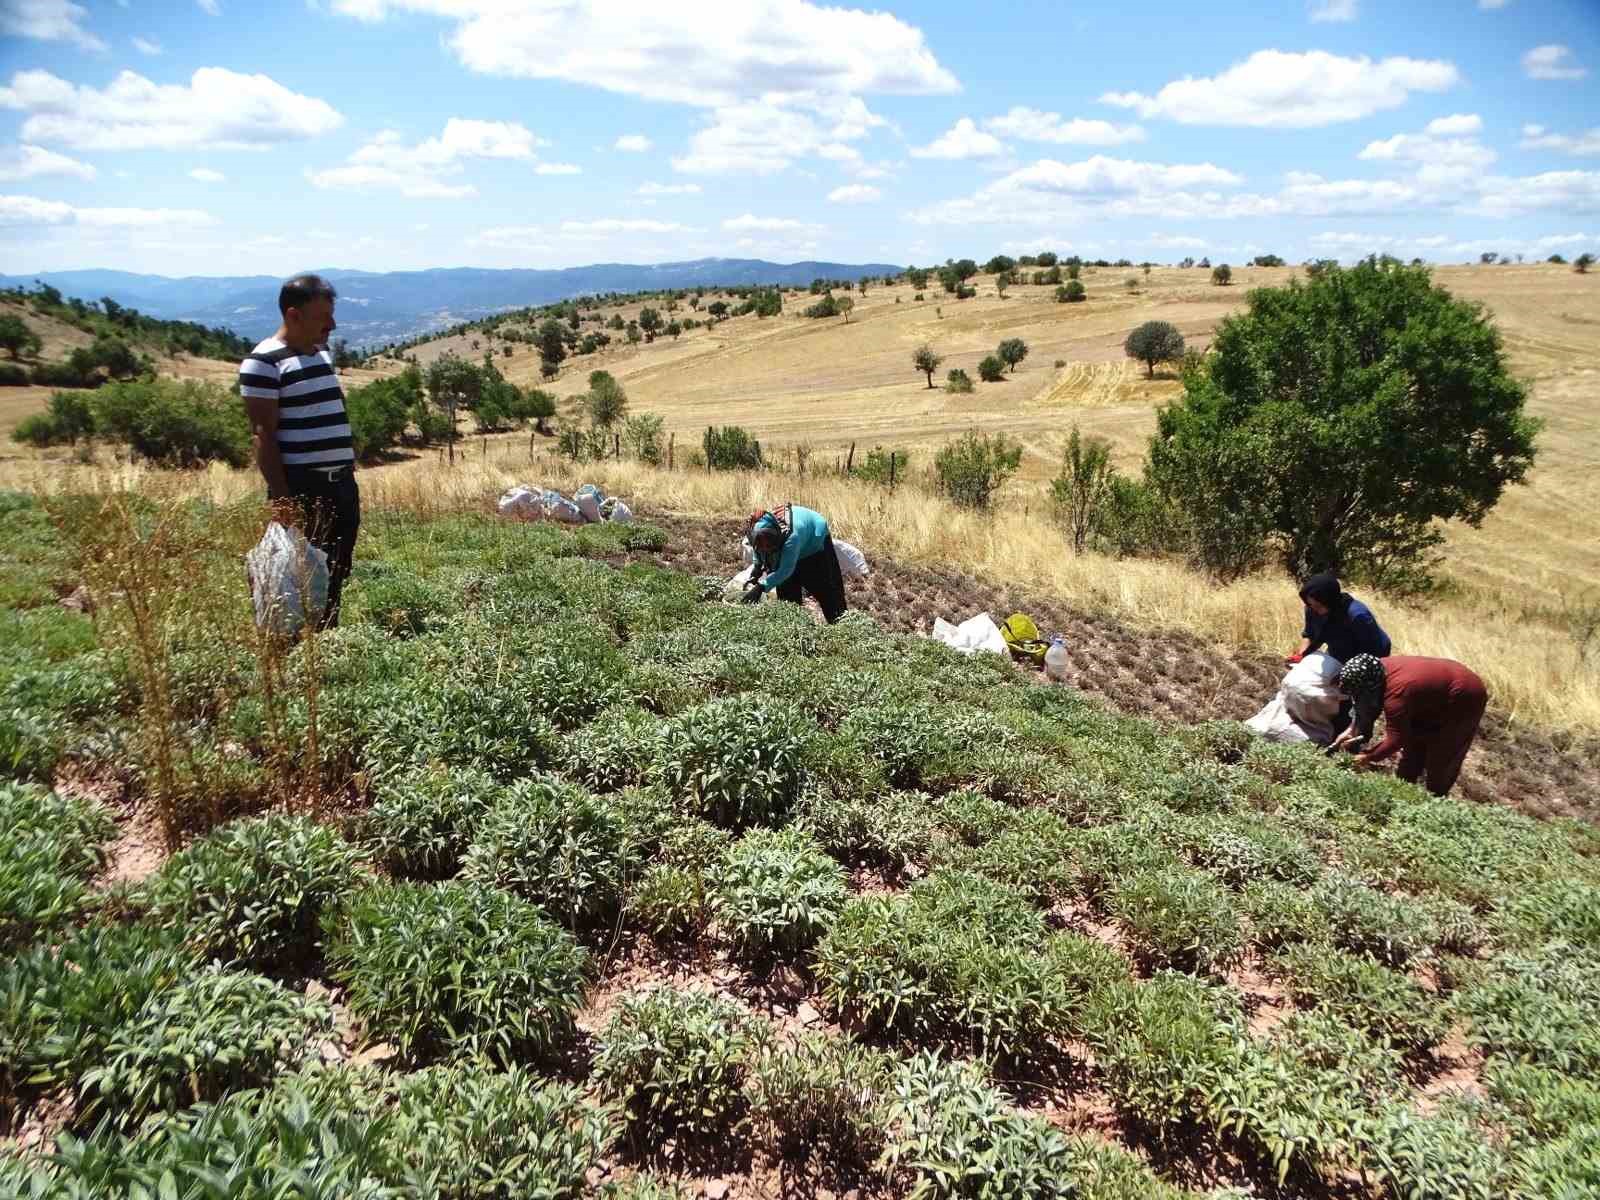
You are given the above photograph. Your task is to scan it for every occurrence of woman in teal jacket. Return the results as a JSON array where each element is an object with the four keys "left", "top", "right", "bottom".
[{"left": 743, "top": 504, "right": 848, "bottom": 624}]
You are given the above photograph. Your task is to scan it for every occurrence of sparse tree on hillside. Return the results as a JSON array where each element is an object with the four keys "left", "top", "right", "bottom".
[
  {"left": 537, "top": 318, "right": 567, "bottom": 366},
  {"left": 997, "top": 338, "right": 1028, "bottom": 373},
  {"left": 1211, "top": 263, "right": 1232, "bottom": 286},
  {"left": 707, "top": 300, "right": 728, "bottom": 322},
  {"left": 1051, "top": 426, "right": 1115, "bottom": 552},
  {"left": 425, "top": 353, "right": 481, "bottom": 463},
  {"left": 978, "top": 355, "right": 1005, "bottom": 383},
  {"left": 912, "top": 344, "right": 943, "bottom": 388},
  {"left": 667, "top": 320, "right": 682, "bottom": 339},
  {"left": 1035, "top": 252, "right": 1058, "bottom": 267},
  {"left": 1547, "top": 254, "right": 1566, "bottom": 264},
  {"left": 1198, "top": 257, "right": 1211, "bottom": 269},
  {"left": 0, "top": 314, "right": 41, "bottom": 360},
  {"left": 994, "top": 271, "right": 1011, "bottom": 298},
  {"left": 1123, "top": 321, "right": 1186, "bottom": 378},
  {"left": 625, "top": 321, "right": 642, "bottom": 345},
  {"left": 1480, "top": 252, "right": 1499, "bottom": 266},
  {"left": 983, "top": 255, "right": 1016, "bottom": 275},
  {"left": 836, "top": 295, "right": 855, "bottom": 323},
  {"left": 638, "top": 307, "right": 663, "bottom": 342},
  {"left": 586, "top": 370, "right": 628, "bottom": 430},
  {"left": 1576, "top": 253, "right": 1594, "bottom": 274},
  {"left": 907, "top": 267, "right": 930, "bottom": 290}
]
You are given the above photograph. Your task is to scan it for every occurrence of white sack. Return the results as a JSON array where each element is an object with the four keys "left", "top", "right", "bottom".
[
  {"left": 575, "top": 484, "right": 605, "bottom": 524},
  {"left": 246, "top": 522, "right": 328, "bottom": 637},
  {"left": 496, "top": 486, "right": 544, "bottom": 521},
  {"left": 1244, "top": 695, "right": 1315, "bottom": 744},
  {"left": 604, "top": 498, "right": 633, "bottom": 524},
  {"left": 931, "top": 613, "right": 1009, "bottom": 657},
  {"left": 546, "top": 495, "right": 583, "bottom": 524},
  {"left": 834, "top": 538, "right": 869, "bottom": 579},
  {"left": 1246, "top": 652, "right": 1345, "bottom": 745}
]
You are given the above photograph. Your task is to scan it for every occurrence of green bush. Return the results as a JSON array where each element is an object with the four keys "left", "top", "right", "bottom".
[
  {"left": 326, "top": 880, "right": 587, "bottom": 1065},
  {"left": 0, "top": 783, "right": 116, "bottom": 947},
  {"left": 1241, "top": 879, "right": 1329, "bottom": 950},
  {"left": 353, "top": 566, "right": 457, "bottom": 638},
  {"left": 653, "top": 696, "right": 814, "bottom": 829},
  {"left": 10, "top": 391, "right": 94, "bottom": 447},
  {"left": 1309, "top": 873, "right": 1434, "bottom": 967},
  {"left": 702, "top": 424, "right": 763, "bottom": 470},
  {"left": 945, "top": 368, "right": 973, "bottom": 394},
  {"left": 89, "top": 377, "right": 251, "bottom": 466},
  {"left": 1494, "top": 878, "right": 1600, "bottom": 949},
  {"left": 593, "top": 987, "right": 768, "bottom": 1144},
  {"left": 343, "top": 370, "right": 420, "bottom": 459},
  {"left": 710, "top": 827, "right": 847, "bottom": 957},
  {"left": 1486, "top": 1061, "right": 1600, "bottom": 1140},
  {"left": 798, "top": 787, "right": 937, "bottom": 876},
  {"left": 629, "top": 862, "right": 710, "bottom": 940},
  {"left": 139, "top": 813, "right": 365, "bottom": 969},
  {"left": 1456, "top": 944, "right": 1600, "bottom": 1075},
  {"left": 1267, "top": 944, "right": 1449, "bottom": 1054},
  {"left": 977, "top": 354, "right": 1005, "bottom": 382},
  {"left": 1364, "top": 1104, "right": 1508, "bottom": 1200},
  {"left": 0, "top": 362, "right": 28, "bottom": 386},
  {"left": 560, "top": 705, "right": 665, "bottom": 792},
  {"left": 461, "top": 775, "right": 634, "bottom": 929},
  {"left": 362, "top": 764, "right": 502, "bottom": 880},
  {"left": 1108, "top": 867, "right": 1244, "bottom": 974},
  {"left": 29, "top": 361, "right": 95, "bottom": 388},
  {"left": 933, "top": 430, "right": 1023, "bottom": 509},
  {"left": 749, "top": 1034, "right": 892, "bottom": 1163},
  {"left": 78, "top": 968, "right": 331, "bottom": 1129}
]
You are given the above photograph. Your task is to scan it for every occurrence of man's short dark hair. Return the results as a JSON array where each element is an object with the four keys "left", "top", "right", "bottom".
[{"left": 278, "top": 274, "right": 337, "bottom": 315}]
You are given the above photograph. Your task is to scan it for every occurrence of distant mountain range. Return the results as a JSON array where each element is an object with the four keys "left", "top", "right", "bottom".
[{"left": 0, "top": 259, "right": 903, "bottom": 349}]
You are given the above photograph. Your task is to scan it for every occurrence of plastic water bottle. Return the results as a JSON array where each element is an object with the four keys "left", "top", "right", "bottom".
[{"left": 1044, "top": 636, "right": 1070, "bottom": 682}]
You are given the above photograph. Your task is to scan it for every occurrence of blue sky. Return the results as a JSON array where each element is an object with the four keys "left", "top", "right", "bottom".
[{"left": 1, "top": 0, "right": 1597, "bottom": 276}]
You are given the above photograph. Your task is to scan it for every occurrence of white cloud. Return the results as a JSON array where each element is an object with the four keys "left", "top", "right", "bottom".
[
  {"left": 1309, "top": 0, "right": 1357, "bottom": 22},
  {"left": 196, "top": 0, "right": 219, "bottom": 12},
  {"left": 560, "top": 218, "right": 697, "bottom": 236},
  {"left": 187, "top": 166, "right": 225, "bottom": 182},
  {"left": 991, "top": 155, "right": 1243, "bottom": 195},
  {"left": 469, "top": 225, "right": 552, "bottom": 250},
  {"left": 1469, "top": 169, "right": 1600, "bottom": 216},
  {"left": 0, "top": 142, "right": 95, "bottom": 181},
  {"left": 1521, "top": 123, "right": 1600, "bottom": 156},
  {"left": 1100, "top": 50, "right": 1459, "bottom": 128},
  {"left": 1478, "top": 0, "right": 1508, "bottom": 7},
  {"left": 722, "top": 214, "right": 816, "bottom": 232},
  {"left": 0, "top": 0, "right": 105, "bottom": 51},
  {"left": 1145, "top": 233, "right": 1208, "bottom": 249},
  {"left": 1425, "top": 113, "right": 1481, "bottom": 135},
  {"left": 534, "top": 162, "right": 580, "bottom": 174},
  {"left": 1523, "top": 45, "right": 1586, "bottom": 81},
  {"left": 0, "top": 67, "right": 343, "bottom": 151},
  {"left": 614, "top": 134, "right": 651, "bottom": 152},
  {"left": 673, "top": 100, "right": 855, "bottom": 174},
  {"left": 0, "top": 191, "right": 215, "bottom": 227},
  {"left": 910, "top": 117, "right": 1005, "bottom": 160},
  {"left": 1274, "top": 173, "right": 1421, "bottom": 215},
  {"left": 131, "top": 35, "right": 161, "bottom": 55},
  {"left": 307, "top": 118, "right": 542, "bottom": 197},
  {"left": 637, "top": 181, "right": 701, "bottom": 195},
  {"left": 827, "top": 183, "right": 879, "bottom": 203},
  {"left": 983, "top": 107, "right": 1144, "bottom": 146},
  {"left": 328, "top": 0, "right": 958, "bottom": 109}
]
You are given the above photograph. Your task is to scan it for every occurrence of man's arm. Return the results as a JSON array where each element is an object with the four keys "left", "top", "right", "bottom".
[{"left": 244, "top": 394, "right": 289, "bottom": 498}]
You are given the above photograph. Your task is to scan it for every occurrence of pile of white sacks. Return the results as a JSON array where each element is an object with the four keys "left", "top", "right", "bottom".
[{"left": 496, "top": 483, "right": 633, "bottom": 525}]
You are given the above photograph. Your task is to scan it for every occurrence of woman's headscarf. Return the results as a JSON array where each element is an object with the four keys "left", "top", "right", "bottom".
[
  {"left": 1337, "top": 652, "right": 1388, "bottom": 740},
  {"left": 1299, "top": 572, "right": 1347, "bottom": 611}
]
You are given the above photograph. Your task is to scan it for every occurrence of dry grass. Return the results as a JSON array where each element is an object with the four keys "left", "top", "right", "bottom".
[{"left": 3, "top": 263, "right": 1597, "bottom": 735}]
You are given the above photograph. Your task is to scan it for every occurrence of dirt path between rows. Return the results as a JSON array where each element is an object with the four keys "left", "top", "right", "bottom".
[{"left": 630, "top": 513, "right": 1600, "bottom": 827}]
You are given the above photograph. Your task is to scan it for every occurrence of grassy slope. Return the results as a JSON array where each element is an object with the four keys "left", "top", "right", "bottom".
[{"left": 2, "top": 494, "right": 1599, "bottom": 1197}]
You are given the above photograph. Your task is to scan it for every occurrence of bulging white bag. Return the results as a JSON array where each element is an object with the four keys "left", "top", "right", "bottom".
[
  {"left": 496, "top": 486, "right": 544, "bottom": 521},
  {"left": 545, "top": 491, "right": 583, "bottom": 523},
  {"left": 246, "top": 522, "right": 328, "bottom": 637},
  {"left": 575, "top": 484, "right": 605, "bottom": 524},
  {"left": 1246, "top": 652, "right": 1345, "bottom": 745},
  {"left": 603, "top": 498, "right": 633, "bottom": 524},
  {"left": 833, "top": 539, "right": 869, "bottom": 579},
  {"left": 931, "top": 613, "right": 1009, "bottom": 657}
]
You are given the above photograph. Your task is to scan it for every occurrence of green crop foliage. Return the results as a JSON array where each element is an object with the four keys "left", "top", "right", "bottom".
[
  {"left": 1494, "top": 878, "right": 1600, "bottom": 950},
  {"left": 709, "top": 827, "right": 847, "bottom": 957},
  {"left": 139, "top": 813, "right": 365, "bottom": 969},
  {"left": 1486, "top": 1061, "right": 1600, "bottom": 1140},
  {"left": 560, "top": 705, "right": 666, "bottom": 792},
  {"left": 1363, "top": 1103, "right": 1509, "bottom": 1200},
  {"left": 326, "top": 880, "right": 587, "bottom": 1066},
  {"left": 750, "top": 1034, "right": 894, "bottom": 1164},
  {"left": 362, "top": 764, "right": 504, "bottom": 879},
  {"left": 461, "top": 775, "right": 636, "bottom": 929},
  {"left": 1241, "top": 880, "right": 1331, "bottom": 951},
  {"left": 0, "top": 783, "right": 116, "bottom": 947},
  {"left": 78, "top": 968, "right": 330, "bottom": 1129},
  {"left": 653, "top": 696, "right": 815, "bottom": 829},
  {"left": 1456, "top": 943, "right": 1600, "bottom": 1075},
  {"left": 1308, "top": 873, "right": 1435, "bottom": 968},
  {"left": 1267, "top": 945, "right": 1449, "bottom": 1055},
  {"left": 592, "top": 987, "right": 768, "bottom": 1144},
  {"left": 1109, "top": 867, "right": 1245, "bottom": 975},
  {"left": 629, "top": 863, "right": 710, "bottom": 940},
  {"left": 798, "top": 787, "right": 939, "bottom": 876}
]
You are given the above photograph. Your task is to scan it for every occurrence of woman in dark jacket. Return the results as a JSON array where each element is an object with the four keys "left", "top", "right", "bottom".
[{"left": 1287, "top": 572, "right": 1392, "bottom": 666}]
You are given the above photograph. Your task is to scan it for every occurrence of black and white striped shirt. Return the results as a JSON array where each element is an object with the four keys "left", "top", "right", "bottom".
[{"left": 238, "top": 337, "right": 355, "bottom": 467}]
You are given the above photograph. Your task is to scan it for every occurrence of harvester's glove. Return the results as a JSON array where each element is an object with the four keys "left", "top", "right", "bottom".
[
  {"left": 1285, "top": 652, "right": 1305, "bottom": 666},
  {"left": 741, "top": 582, "right": 764, "bottom": 605}
]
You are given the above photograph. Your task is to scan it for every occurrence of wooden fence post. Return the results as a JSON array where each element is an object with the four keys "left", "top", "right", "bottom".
[
  {"left": 846, "top": 441, "right": 856, "bottom": 475},
  {"left": 889, "top": 452, "right": 896, "bottom": 491},
  {"left": 668, "top": 432, "right": 675, "bottom": 470}
]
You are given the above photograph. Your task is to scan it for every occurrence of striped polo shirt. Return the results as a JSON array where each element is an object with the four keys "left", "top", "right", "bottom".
[{"left": 238, "top": 337, "right": 355, "bottom": 468}]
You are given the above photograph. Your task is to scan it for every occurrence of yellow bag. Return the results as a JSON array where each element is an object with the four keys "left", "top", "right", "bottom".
[{"left": 1000, "top": 612, "right": 1049, "bottom": 664}]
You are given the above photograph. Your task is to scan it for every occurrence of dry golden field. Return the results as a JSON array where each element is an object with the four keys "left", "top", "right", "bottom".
[{"left": 3, "top": 263, "right": 1597, "bottom": 734}]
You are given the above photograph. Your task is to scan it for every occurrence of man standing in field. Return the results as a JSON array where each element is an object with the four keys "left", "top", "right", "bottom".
[{"left": 239, "top": 275, "right": 359, "bottom": 628}]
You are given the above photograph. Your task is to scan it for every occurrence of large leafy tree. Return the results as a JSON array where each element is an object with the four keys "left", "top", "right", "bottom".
[
  {"left": 1123, "top": 321, "right": 1185, "bottom": 377},
  {"left": 1146, "top": 258, "right": 1539, "bottom": 582}
]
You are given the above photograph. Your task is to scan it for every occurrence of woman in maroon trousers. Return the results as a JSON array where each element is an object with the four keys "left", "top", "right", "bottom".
[{"left": 1329, "top": 653, "right": 1488, "bottom": 798}]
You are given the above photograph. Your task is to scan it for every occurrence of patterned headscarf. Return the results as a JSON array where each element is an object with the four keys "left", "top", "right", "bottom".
[{"left": 1337, "top": 653, "right": 1386, "bottom": 699}]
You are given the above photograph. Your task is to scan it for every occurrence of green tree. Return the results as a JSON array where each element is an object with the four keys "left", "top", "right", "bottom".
[
  {"left": 906, "top": 267, "right": 930, "bottom": 290},
  {"left": 1123, "top": 321, "right": 1186, "bottom": 378},
  {"left": 0, "top": 314, "right": 41, "bottom": 360},
  {"left": 994, "top": 271, "right": 1011, "bottom": 298},
  {"left": 707, "top": 301, "right": 729, "bottom": 322},
  {"left": 977, "top": 355, "right": 1005, "bottom": 382},
  {"left": 912, "top": 344, "right": 943, "bottom": 388},
  {"left": 1576, "top": 253, "right": 1594, "bottom": 274},
  {"left": 836, "top": 295, "right": 854, "bottom": 323},
  {"left": 666, "top": 320, "right": 682, "bottom": 339},
  {"left": 1035, "top": 252, "right": 1058, "bottom": 267},
  {"left": 934, "top": 431, "right": 1023, "bottom": 509},
  {"left": 426, "top": 353, "right": 480, "bottom": 462},
  {"left": 536, "top": 319, "right": 567, "bottom": 366},
  {"left": 585, "top": 370, "right": 628, "bottom": 430},
  {"left": 996, "top": 338, "right": 1028, "bottom": 373},
  {"left": 982, "top": 255, "right": 1016, "bottom": 275},
  {"left": 1211, "top": 263, "right": 1232, "bottom": 286},
  {"left": 1062, "top": 280, "right": 1087, "bottom": 303},
  {"left": 638, "top": 307, "right": 663, "bottom": 342},
  {"left": 1147, "top": 258, "right": 1540, "bottom": 582},
  {"left": 1049, "top": 426, "right": 1114, "bottom": 552},
  {"left": 623, "top": 411, "right": 665, "bottom": 464},
  {"left": 514, "top": 387, "right": 557, "bottom": 435}
]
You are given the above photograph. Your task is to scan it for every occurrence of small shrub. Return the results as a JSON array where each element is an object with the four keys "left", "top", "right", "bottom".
[
  {"left": 653, "top": 696, "right": 814, "bottom": 829},
  {"left": 593, "top": 987, "right": 768, "bottom": 1144},
  {"left": 0, "top": 362, "right": 28, "bottom": 386},
  {"left": 560, "top": 705, "right": 665, "bottom": 793},
  {"left": 0, "top": 783, "right": 116, "bottom": 947},
  {"left": 461, "top": 775, "right": 634, "bottom": 929},
  {"left": 944, "top": 367, "right": 973, "bottom": 394},
  {"left": 837, "top": 699, "right": 954, "bottom": 788},
  {"left": 630, "top": 862, "right": 710, "bottom": 940},
  {"left": 798, "top": 787, "right": 937, "bottom": 876},
  {"left": 79, "top": 968, "right": 331, "bottom": 1129},
  {"left": 1109, "top": 867, "right": 1244, "bottom": 974},
  {"left": 710, "top": 827, "right": 847, "bottom": 957},
  {"left": 933, "top": 430, "right": 1023, "bottom": 509},
  {"left": 1211, "top": 263, "right": 1233, "bottom": 285},
  {"left": 702, "top": 424, "right": 762, "bottom": 470},
  {"left": 1310, "top": 873, "right": 1434, "bottom": 967},
  {"left": 362, "top": 764, "right": 502, "bottom": 880},
  {"left": 977, "top": 354, "right": 1005, "bottom": 382},
  {"left": 140, "top": 814, "right": 364, "bottom": 969},
  {"left": 1364, "top": 1103, "right": 1507, "bottom": 1200},
  {"left": 1494, "top": 878, "right": 1600, "bottom": 949},
  {"left": 1241, "top": 879, "right": 1330, "bottom": 950},
  {"left": 1455, "top": 944, "right": 1600, "bottom": 1075},
  {"left": 750, "top": 1034, "right": 893, "bottom": 1164},
  {"left": 90, "top": 377, "right": 250, "bottom": 466},
  {"left": 1486, "top": 1061, "right": 1600, "bottom": 1140},
  {"left": 1267, "top": 944, "right": 1448, "bottom": 1054},
  {"left": 326, "top": 880, "right": 587, "bottom": 1065}
]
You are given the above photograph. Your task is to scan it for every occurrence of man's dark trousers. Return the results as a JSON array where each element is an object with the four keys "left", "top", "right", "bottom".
[{"left": 283, "top": 465, "right": 360, "bottom": 629}]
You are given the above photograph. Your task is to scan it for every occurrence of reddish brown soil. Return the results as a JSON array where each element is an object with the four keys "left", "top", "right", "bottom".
[{"left": 631, "top": 513, "right": 1600, "bottom": 826}]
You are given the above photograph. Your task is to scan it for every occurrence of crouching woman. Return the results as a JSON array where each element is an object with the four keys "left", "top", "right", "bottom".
[
  {"left": 742, "top": 504, "right": 848, "bottom": 625},
  {"left": 1330, "top": 653, "right": 1488, "bottom": 797}
]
